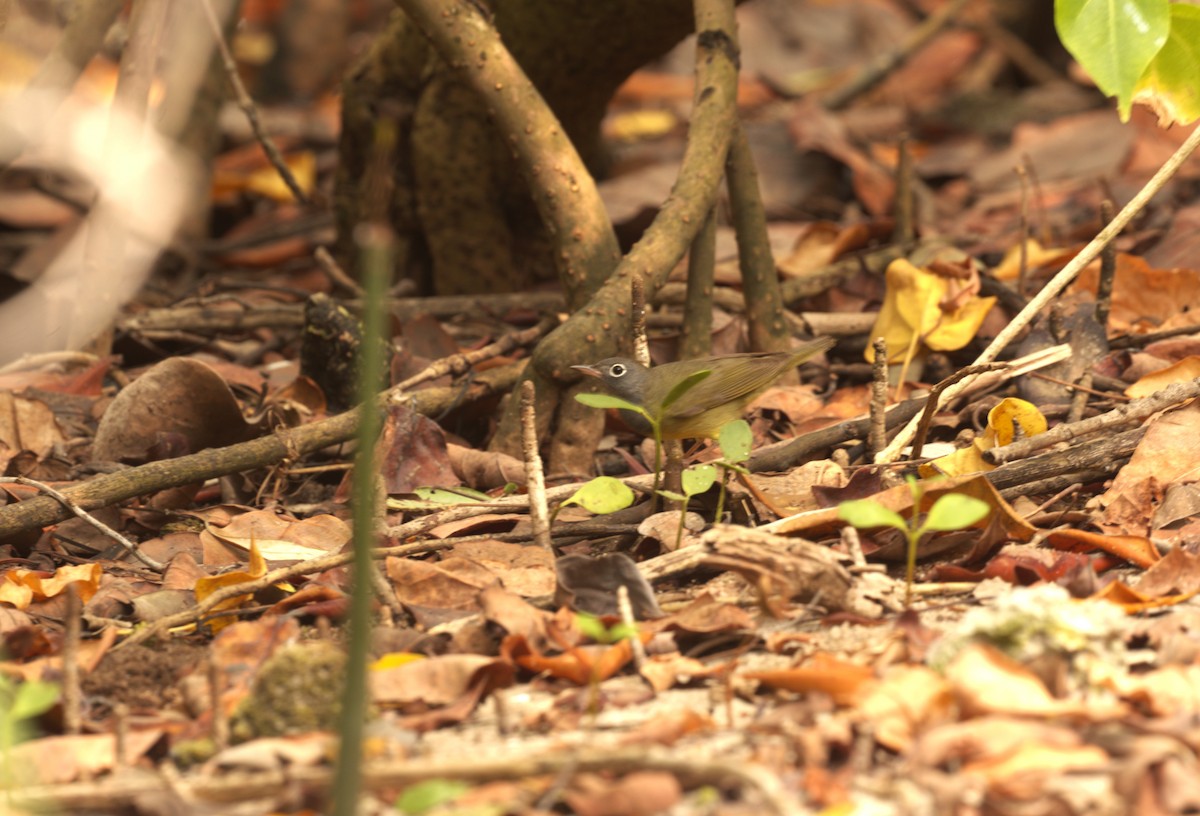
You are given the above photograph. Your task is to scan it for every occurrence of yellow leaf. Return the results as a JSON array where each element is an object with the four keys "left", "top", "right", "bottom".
[{"left": 194, "top": 540, "right": 268, "bottom": 633}]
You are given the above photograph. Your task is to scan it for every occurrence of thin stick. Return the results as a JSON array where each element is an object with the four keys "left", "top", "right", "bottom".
[
  {"left": 631, "top": 273, "right": 650, "bottom": 367},
  {"left": 868, "top": 337, "right": 889, "bottom": 460},
  {"left": 2, "top": 476, "right": 163, "bottom": 571},
  {"left": 197, "top": 0, "right": 310, "bottom": 206},
  {"left": 892, "top": 134, "right": 914, "bottom": 245},
  {"left": 1096, "top": 199, "right": 1116, "bottom": 331},
  {"left": 824, "top": 0, "right": 972, "bottom": 110},
  {"left": 62, "top": 585, "right": 83, "bottom": 736},
  {"left": 521, "top": 381, "right": 552, "bottom": 552}
]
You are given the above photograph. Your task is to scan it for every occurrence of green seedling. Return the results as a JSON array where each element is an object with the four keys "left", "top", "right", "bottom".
[
  {"left": 712, "top": 419, "right": 752, "bottom": 522},
  {"left": 575, "top": 612, "right": 639, "bottom": 645},
  {"left": 0, "top": 675, "right": 59, "bottom": 792},
  {"left": 552, "top": 476, "right": 636, "bottom": 524},
  {"left": 658, "top": 463, "right": 717, "bottom": 549},
  {"left": 838, "top": 477, "right": 990, "bottom": 607},
  {"left": 395, "top": 778, "right": 474, "bottom": 815}
]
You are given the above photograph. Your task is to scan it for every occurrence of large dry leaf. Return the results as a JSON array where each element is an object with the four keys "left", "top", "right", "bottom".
[{"left": 93, "top": 357, "right": 250, "bottom": 462}]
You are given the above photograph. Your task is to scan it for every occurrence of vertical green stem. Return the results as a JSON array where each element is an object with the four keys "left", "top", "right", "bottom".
[{"left": 330, "top": 225, "right": 389, "bottom": 815}]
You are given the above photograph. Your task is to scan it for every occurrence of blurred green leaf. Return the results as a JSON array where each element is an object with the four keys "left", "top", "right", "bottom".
[
  {"left": 923, "top": 494, "right": 990, "bottom": 533},
  {"left": 1055, "top": 0, "right": 1168, "bottom": 120},
  {"left": 838, "top": 499, "right": 908, "bottom": 531}
]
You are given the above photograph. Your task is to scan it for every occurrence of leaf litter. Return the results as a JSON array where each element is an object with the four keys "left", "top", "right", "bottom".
[{"left": 6, "top": 0, "right": 1200, "bottom": 813}]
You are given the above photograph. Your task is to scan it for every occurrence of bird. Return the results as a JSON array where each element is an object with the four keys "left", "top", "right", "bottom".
[{"left": 572, "top": 336, "right": 835, "bottom": 439}]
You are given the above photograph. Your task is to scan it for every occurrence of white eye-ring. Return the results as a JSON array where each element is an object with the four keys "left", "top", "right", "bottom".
[{"left": 609, "top": 363, "right": 628, "bottom": 377}]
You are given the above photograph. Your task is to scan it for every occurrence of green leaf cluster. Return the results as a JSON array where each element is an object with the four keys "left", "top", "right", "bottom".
[
  {"left": 1056, "top": 0, "right": 1200, "bottom": 124},
  {"left": 838, "top": 478, "right": 990, "bottom": 607}
]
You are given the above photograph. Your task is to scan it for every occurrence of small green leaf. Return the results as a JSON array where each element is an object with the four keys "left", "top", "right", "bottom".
[
  {"left": 661, "top": 369, "right": 713, "bottom": 411},
  {"left": 575, "top": 613, "right": 609, "bottom": 642},
  {"left": 838, "top": 499, "right": 908, "bottom": 531},
  {"left": 561, "top": 476, "right": 636, "bottom": 515},
  {"left": 681, "top": 464, "right": 717, "bottom": 497},
  {"left": 1055, "top": 0, "right": 1169, "bottom": 120},
  {"left": 395, "top": 778, "right": 471, "bottom": 815},
  {"left": 10, "top": 681, "right": 59, "bottom": 722},
  {"left": 717, "top": 420, "right": 752, "bottom": 463},
  {"left": 923, "top": 494, "right": 990, "bottom": 533},
  {"left": 576, "top": 392, "right": 643, "bottom": 412}
]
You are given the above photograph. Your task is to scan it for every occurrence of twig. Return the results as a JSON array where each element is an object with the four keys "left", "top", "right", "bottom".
[
  {"left": 11, "top": 750, "right": 803, "bottom": 816},
  {"left": 680, "top": 207, "right": 717, "bottom": 360},
  {"left": 2, "top": 476, "right": 164, "bottom": 570},
  {"left": 892, "top": 134, "right": 914, "bottom": 244},
  {"left": 198, "top": 0, "right": 310, "bottom": 206},
  {"left": 62, "top": 585, "right": 83, "bottom": 736},
  {"left": 726, "top": 120, "right": 791, "bottom": 358},
  {"left": 0, "top": 320, "right": 554, "bottom": 539},
  {"left": 868, "top": 337, "right": 888, "bottom": 460},
  {"left": 392, "top": 0, "right": 617, "bottom": 308},
  {"left": 1096, "top": 199, "right": 1116, "bottom": 330},
  {"left": 520, "top": 381, "right": 552, "bottom": 552},
  {"left": 984, "top": 376, "right": 1200, "bottom": 466},
  {"left": 878, "top": 119, "right": 1200, "bottom": 463},
  {"left": 824, "top": 0, "right": 972, "bottom": 110},
  {"left": 907, "top": 363, "right": 1008, "bottom": 462},
  {"left": 631, "top": 273, "right": 650, "bottom": 367},
  {"left": 314, "top": 246, "right": 364, "bottom": 297}
]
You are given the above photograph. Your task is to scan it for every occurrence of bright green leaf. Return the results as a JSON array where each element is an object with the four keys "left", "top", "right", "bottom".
[
  {"left": 681, "top": 465, "right": 717, "bottom": 497},
  {"left": 718, "top": 420, "right": 752, "bottom": 463},
  {"left": 838, "top": 499, "right": 908, "bottom": 531},
  {"left": 1055, "top": 0, "right": 1169, "bottom": 120},
  {"left": 1134, "top": 4, "right": 1200, "bottom": 125},
  {"left": 395, "top": 778, "right": 471, "bottom": 815},
  {"left": 923, "top": 494, "right": 991, "bottom": 533},
  {"left": 661, "top": 369, "right": 712, "bottom": 411},
  {"left": 10, "top": 681, "right": 59, "bottom": 722},
  {"left": 561, "top": 476, "right": 636, "bottom": 515}
]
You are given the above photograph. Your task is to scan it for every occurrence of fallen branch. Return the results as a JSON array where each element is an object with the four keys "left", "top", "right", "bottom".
[{"left": 0, "top": 319, "right": 555, "bottom": 539}]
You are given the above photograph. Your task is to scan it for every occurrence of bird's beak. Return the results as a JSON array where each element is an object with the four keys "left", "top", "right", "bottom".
[{"left": 571, "top": 364, "right": 602, "bottom": 379}]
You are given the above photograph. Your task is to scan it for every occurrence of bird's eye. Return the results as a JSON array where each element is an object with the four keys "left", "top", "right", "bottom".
[{"left": 609, "top": 364, "right": 627, "bottom": 377}]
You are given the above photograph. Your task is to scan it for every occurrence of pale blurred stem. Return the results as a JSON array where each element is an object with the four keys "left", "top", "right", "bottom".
[
  {"left": 869, "top": 337, "right": 889, "bottom": 460},
  {"left": 520, "top": 381, "right": 553, "bottom": 551},
  {"left": 680, "top": 206, "right": 717, "bottom": 360},
  {"left": 631, "top": 274, "right": 650, "bottom": 367},
  {"left": 331, "top": 224, "right": 390, "bottom": 816},
  {"left": 77, "top": 0, "right": 167, "bottom": 351},
  {"left": 726, "top": 122, "right": 791, "bottom": 369},
  {"left": 62, "top": 586, "right": 82, "bottom": 736},
  {"left": 26, "top": 0, "right": 125, "bottom": 95}
]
